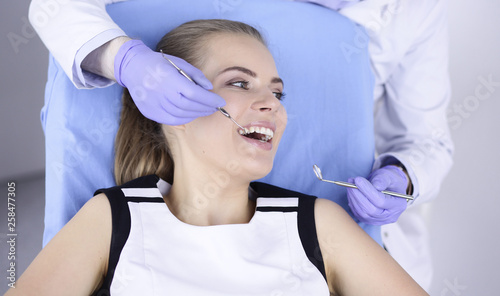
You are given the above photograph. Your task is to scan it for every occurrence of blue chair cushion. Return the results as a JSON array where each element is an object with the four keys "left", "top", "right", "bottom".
[{"left": 41, "top": 0, "right": 377, "bottom": 245}]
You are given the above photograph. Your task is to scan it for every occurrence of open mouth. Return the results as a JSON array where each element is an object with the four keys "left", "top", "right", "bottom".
[{"left": 239, "top": 126, "right": 274, "bottom": 143}]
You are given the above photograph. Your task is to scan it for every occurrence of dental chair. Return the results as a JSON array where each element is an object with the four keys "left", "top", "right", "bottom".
[{"left": 41, "top": 0, "right": 376, "bottom": 246}]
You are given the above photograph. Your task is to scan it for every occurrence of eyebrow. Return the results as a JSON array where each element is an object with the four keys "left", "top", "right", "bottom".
[{"left": 218, "top": 66, "right": 284, "bottom": 87}]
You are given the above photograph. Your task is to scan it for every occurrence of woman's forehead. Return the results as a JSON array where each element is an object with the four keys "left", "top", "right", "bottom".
[{"left": 203, "top": 34, "right": 278, "bottom": 78}]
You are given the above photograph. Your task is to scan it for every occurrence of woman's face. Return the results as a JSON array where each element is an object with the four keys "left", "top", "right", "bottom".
[{"left": 175, "top": 33, "right": 287, "bottom": 181}]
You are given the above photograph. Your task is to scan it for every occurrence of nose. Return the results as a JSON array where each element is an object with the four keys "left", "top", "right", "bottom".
[{"left": 251, "top": 89, "right": 282, "bottom": 113}]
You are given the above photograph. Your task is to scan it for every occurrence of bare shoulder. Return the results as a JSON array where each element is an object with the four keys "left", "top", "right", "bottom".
[
  {"left": 61, "top": 192, "right": 112, "bottom": 256},
  {"left": 314, "top": 198, "right": 358, "bottom": 233},
  {"left": 64, "top": 193, "right": 113, "bottom": 236},
  {"left": 314, "top": 198, "right": 346, "bottom": 216},
  {"left": 80, "top": 193, "right": 111, "bottom": 216},
  {"left": 6, "top": 193, "right": 112, "bottom": 295},
  {"left": 313, "top": 198, "right": 428, "bottom": 296},
  {"left": 313, "top": 197, "right": 368, "bottom": 259}
]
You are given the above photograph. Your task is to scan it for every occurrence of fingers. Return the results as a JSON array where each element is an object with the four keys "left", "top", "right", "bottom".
[
  {"left": 174, "top": 78, "right": 226, "bottom": 109},
  {"left": 168, "top": 56, "right": 213, "bottom": 90},
  {"left": 116, "top": 41, "right": 228, "bottom": 125},
  {"left": 131, "top": 86, "right": 224, "bottom": 126},
  {"left": 125, "top": 53, "right": 227, "bottom": 125},
  {"left": 353, "top": 177, "right": 392, "bottom": 209},
  {"left": 369, "top": 166, "right": 408, "bottom": 193},
  {"left": 159, "top": 97, "right": 214, "bottom": 120},
  {"left": 369, "top": 170, "right": 392, "bottom": 191},
  {"left": 347, "top": 185, "right": 386, "bottom": 225},
  {"left": 153, "top": 56, "right": 226, "bottom": 109},
  {"left": 140, "top": 93, "right": 218, "bottom": 126},
  {"left": 347, "top": 177, "right": 407, "bottom": 225}
]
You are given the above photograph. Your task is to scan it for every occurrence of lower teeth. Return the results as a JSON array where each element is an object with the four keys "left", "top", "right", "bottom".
[{"left": 239, "top": 130, "right": 272, "bottom": 142}]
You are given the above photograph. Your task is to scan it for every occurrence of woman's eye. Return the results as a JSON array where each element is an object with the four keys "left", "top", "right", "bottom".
[
  {"left": 230, "top": 81, "right": 249, "bottom": 89},
  {"left": 273, "top": 92, "right": 286, "bottom": 101}
]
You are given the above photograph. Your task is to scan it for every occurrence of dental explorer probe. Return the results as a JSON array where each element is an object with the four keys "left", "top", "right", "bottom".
[
  {"left": 312, "top": 164, "right": 414, "bottom": 201},
  {"left": 160, "top": 51, "right": 246, "bottom": 131}
]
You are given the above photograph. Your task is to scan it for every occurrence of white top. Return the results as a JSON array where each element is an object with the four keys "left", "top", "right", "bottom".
[
  {"left": 97, "top": 176, "right": 329, "bottom": 295},
  {"left": 28, "top": 0, "right": 454, "bottom": 203}
]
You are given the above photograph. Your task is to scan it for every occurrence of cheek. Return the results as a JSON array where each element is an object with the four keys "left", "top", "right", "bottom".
[
  {"left": 221, "top": 93, "right": 247, "bottom": 114},
  {"left": 185, "top": 113, "right": 220, "bottom": 139},
  {"left": 197, "top": 112, "right": 236, "bottom": 144},
  {"left": 277, "top": 107, "right": 288, "bottom": 133},
  {"left": 270, "top": 108, "right": 287, "bottom": 150},
  {"left": 215, "top": 87, "right": 253, "bottom": 109},
  {"left": 211, "top": 87, "right": 231, "bottom": 103}
]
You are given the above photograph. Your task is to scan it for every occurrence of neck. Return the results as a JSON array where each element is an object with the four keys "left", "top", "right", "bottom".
[{"left": 164, "top": 162, "right": 255, "bottom": 226}]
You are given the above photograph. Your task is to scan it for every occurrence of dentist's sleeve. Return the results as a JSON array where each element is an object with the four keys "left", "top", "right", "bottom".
[
  {"left": 28, "top": 0, "right": 127, "bottom": 88},
  {"left": 372, "top": 0, "right": 454, "bottom": 205}
]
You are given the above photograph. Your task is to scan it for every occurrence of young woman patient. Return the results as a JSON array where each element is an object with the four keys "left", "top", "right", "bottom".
[{"left": 7, "top": 20, "right": 428, "bottom": 296}]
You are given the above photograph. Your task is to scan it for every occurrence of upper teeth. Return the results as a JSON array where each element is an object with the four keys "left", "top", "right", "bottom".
[{"left": 238, "top": 126, "right": 274, "bottom": 141}]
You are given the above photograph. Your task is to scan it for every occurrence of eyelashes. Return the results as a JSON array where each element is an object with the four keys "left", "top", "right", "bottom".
[
  {"left": 274, "top": 92, "right": 286, "bottom": 101},
  {"left": 229, "top": 80, "right": 250, "bottom": 90},
  {"left": 228, "top": 80, "right": 285, "bottom": 101}
]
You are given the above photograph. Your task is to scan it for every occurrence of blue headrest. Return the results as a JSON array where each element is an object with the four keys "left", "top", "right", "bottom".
[{"left": 41, "top": 0, "right": 376, "bottom": 244}]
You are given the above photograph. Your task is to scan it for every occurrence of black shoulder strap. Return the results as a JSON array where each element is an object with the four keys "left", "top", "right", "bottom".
[
  {"left": 91, "top": 174, "right": 162, "bottom": 295},
  {"left": 250, "top": 182, "right": 326, "bottom": 281},
  {"left": 115, "top": 174, "right": 161, "bottom": 189},
  {"left": 91, "top": 186, "right": 132, "bottom": 294},
  {"left": 297, "top": 195, "right": 327, "bottom": 281}
]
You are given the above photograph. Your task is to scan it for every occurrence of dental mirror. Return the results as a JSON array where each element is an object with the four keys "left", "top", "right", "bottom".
[
  {"left": 312, "top": 164, "right": 414, "bottom": 201},
  {"left": 313, "top": 164, "right": 324, "bottom": 180},
  {"left": 217, "top": 107, "right": 246, "bottom": 131}
]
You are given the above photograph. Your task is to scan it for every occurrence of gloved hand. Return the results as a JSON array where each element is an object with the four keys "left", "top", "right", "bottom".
[
  {"left": 347, "top": 166, "right": 409, "bottom": 225},
  {"left": 114, "top": 39, "right": 226, "bottom": 125}
]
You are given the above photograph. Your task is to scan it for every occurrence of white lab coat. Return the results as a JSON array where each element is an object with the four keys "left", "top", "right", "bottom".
[
  {"left": 340, "top": 0, "right": 453, "bottom": 289},
  {"left": 29, "top": 0, "right": 453, "bottom": 290}
]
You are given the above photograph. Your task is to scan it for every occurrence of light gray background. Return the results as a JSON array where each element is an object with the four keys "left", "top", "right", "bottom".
[{"left": 1, "top": 1, "right": 499, "bottom": 295}]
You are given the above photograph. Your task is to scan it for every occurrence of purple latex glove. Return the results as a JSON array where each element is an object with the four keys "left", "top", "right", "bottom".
[
  {"left": 347, "top": 166, "right": 409, "bottom": 225},
  {"left": 114, "top": 39, "right": 226, "bottom": 125}
]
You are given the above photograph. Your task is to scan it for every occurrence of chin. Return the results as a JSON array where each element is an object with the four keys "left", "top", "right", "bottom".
[
  {"left": 231, "top": 144, "right": 277, "bottom": 181},
  {"left": 244, "top": 161, "right": 274, "bottom": 182}
]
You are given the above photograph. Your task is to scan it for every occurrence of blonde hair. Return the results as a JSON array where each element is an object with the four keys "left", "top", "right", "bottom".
[{"left": 114, "top": 19, "right": 266, "bottom": 185}]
